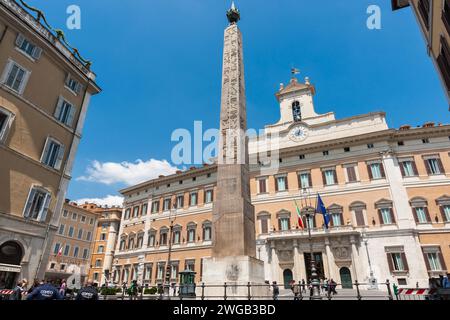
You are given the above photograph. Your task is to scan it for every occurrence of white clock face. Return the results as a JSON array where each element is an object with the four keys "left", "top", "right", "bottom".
[{"left": 289, "top": 125, "right": 309, "bottom": 142}]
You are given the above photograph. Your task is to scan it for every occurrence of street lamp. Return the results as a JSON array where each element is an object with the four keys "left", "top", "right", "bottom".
[
  {"left": 302, "top": 206, "right": 322, "bottom": 300},
  {"left": 162, "top": 202, "right": 177, "bottom": 300}
]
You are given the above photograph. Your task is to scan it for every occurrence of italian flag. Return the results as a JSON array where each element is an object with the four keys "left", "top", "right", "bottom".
[
  {"left": 294, "top": 200, "right": 305, "bottom": 229},
  {"left": 57, "top": 246, "right": 63, "bottom": 257}
]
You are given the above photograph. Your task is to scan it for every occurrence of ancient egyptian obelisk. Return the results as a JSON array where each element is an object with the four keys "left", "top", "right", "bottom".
[{"left": 203, "top": 3, "right": 266, "bottom": 293}]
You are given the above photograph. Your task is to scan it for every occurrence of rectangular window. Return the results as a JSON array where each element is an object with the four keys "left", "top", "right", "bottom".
[
  {"left": 73, "top": 247, "right": 79, "bottom": 258},
  {"left": 425, "top": 158, "right": 444, "bottom": 175},
  {"left": 53, "top": 243, "right": 60, "bottom": 255},
  {"left": 15, "top": 34, "right": 42, "bottom": 59},
  {"left": 41, "top": 138, "right": 65, "bottom": 170},
  {"left": 368, "top": 162, "right": 385, "bottom": 180},
  {"left": 190, "top": 192, "right": 198, "bottom": 206},
  {"left": 89, "top": 218, "right": 94, "bottom": 225},
  {"left": 331, "top": 213, "right": 343, "bottom": 226},
  {"left": 63, "top": 210, "right": 68, "bottom": 218},
  {"left": 203, "top": 227, "right": 211, "bottom": 241},
  {"left": 157, "top": 264, "right": 165, "bottom": 280},
  {"left": 414, "top": 207, "right": 429, "bottom": 224},
  {"left": 86, "top": 231, "right": 92, "bottom": 241},
  {"left": 260, "top": 218, "right": 269, "bottom": 234},
  {"left": 418, "top": 0, "right": 430, "bottom": 29},
  {"left": 163, "top": 198, "right": 172, "bottom": 211},
  {"left": 275, "top": 176, "right": 288, "bottom": 192},
  {"left": 148, "top": 234, "right": 155, "bottom": 247},
  {"left": 63, "top": 245, "right": 70, "bottom": 256},
  {"left": 82, "top": 249, "right": 89, "bottom": 259},
  {"left": 173, "top": 231, "right": 181, "bottom": 244},
  {"left": 141, "top": 203, "right": 148, "bottom": 216},
  {"left": 392, "top": 253, "right": 405, "bottom": 271},
  {"left": 346, "top": 166, "right": 358, "bottom": 183},
  {"left": 427, "top": 253, "right": 443, "bottom": 271},
  {"left": 95, "top": 259, "right": 102, "bottom": 267},
  {"left": 438, "top": 35, "right": 450, "bottom": 92},
  {"left": 77, "top": 229, "right": 83, "bottom": 239},
  {"left": 68, "top": 226, "right": 74, "bottom": 237},
  {"left": 187, "top": 229, "right": 196, "bottom": 242},
  {"left": 258, "top": 178, "right": 267, "bottom": 194},
  {"left": 298, "top": 172, "right": 312, "bottom": 189},
  {"left": 54, "top": 97, "right": 76, "bottom": 127},
  {"left": 443, "top": 205, "right": 450, "bottom": 222},
  {"left": 65, "top": 74, "right": 82, "bottom": 94},
  {"left": 0, "top": 107, "right": 14, "bottom": 143},
  {"left": 151, "top": 201, "right": 160, "bottom": 213},
  {"left": 80, "top": 215, "right": 86, "bottom": 223},
  {"left": 100, "top": 233, "right": 106, "bottom": 241},
  {"left": 279, "top": 218, "right": 290, "bottom": 231},
  {"left": 176, "top": 195, "right": 184, "bottom": 209},
  {"left": 205, "top": 190, "right": 213, "bottom": 203},
  {"left": 72, "top": 213, "right": 77, "bottom": 221},
  {"left": 322, "top": 169, "right": 337, "bottom": 186},
  {"left": 58, "top": 224, "right": 65, "bottom": 235},
  {"left": 400, "top": 160, "right": 418, "bottom": 177},
  {"left": 132, "top": 206, "right": 140, "bottom": 217},
  {"left": 160, "top": 233, "right": 168, "bottom": 246},
  {"left": 380, "top": 208, "right": 393, "bottom": 225},
  {"left": 144, "top": 264, "right": 152, "bottom": 281},
  {"left": 23, "top": 186, "right": 51, "bottom": 222},
  {"left": 354, "top": 209, "right": 365, "bottom": 227},
  {"left": 170, "top": 264, "right": 179, "bottom": 280},
  {"left": 1, "top": 60, "right": 30, "bottom": 94}
]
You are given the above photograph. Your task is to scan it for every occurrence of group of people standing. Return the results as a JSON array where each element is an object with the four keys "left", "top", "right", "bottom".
[
  {"left": 270, "top": 278, "right": 339, "bottom": 300},
  {"left": 7, "top": 278, "right": 98, "bottom": 300}
]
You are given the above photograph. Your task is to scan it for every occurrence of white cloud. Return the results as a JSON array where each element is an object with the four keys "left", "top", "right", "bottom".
[
  {"left": 77, "top": 158, "right": 179, "bottom": 186},
  {"left": 75, "top": 195, "right": 124, "bottom": 207}
]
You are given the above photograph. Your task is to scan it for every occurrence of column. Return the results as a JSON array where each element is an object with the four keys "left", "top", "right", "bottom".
[
  {"left": 350, "top": 236, "right": 359, "bottom": 282},
  {"left": 270, "top": 240, "right": 279, "bottom": 282},
  {"left": 324, "top": 237, "right": 334, "bottom": 280},
  {"left": 102, "top": 221, "right": 119, "bottom": 284}
]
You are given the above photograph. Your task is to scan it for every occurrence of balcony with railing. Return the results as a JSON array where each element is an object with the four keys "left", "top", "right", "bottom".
[{"left": 264, "top": 225, "right": 359, "bottom": 240}]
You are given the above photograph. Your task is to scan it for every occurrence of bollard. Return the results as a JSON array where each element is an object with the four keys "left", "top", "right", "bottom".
[
  {"left": 247, "top": 282, "right": 251, "bottom": 300},
  {"left": 386, "top": 280, "right": 393, "bottom": 300},
  {"left": 355, "top": 280, "right": 361, "bottom": 300},
  {"left": 224, "top": 282, "right": 227, "bottom": 300}
]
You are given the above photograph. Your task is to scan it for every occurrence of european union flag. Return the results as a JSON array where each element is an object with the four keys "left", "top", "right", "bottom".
[{"left": 316, "top": 194, "right": 330, "bottom": 229}]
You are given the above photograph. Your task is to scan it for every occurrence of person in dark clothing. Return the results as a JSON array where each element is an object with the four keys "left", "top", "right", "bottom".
[
  {"left": 10, "top": 279, "right": 27, "bottom": 300},
  {"left": 76, "top": 280, "right": 98, "bottom": 301},
  {"left": 301, "top": 279, "right": 306, "bottom": 293},
  {"left": 26, "top": 281, "right": 63, "bottom": 300},
  {"left": 272, "top": 281, "right": 279, "bottom": 300}
]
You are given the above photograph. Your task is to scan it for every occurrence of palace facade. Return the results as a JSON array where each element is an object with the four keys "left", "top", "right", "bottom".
[{"left": 113, "top": 75, "right": 450, "bottom": 291}]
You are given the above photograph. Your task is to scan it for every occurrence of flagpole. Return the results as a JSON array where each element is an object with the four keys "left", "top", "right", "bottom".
[{"left": 306, "top": 193, "right": 322, "bottom": 300}]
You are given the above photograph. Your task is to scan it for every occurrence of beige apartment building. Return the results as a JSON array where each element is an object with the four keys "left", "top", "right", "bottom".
[
  {"left": 83, "top": 203, "right": 122, "bottom": 286},
  {"left": 44, "top": 201, "right": 99, "bottom": 286},
  {"left": 0, "top": 0, "right": 100, "bottom": 289},
  {"left": 113, "top": 75, "right": 450, "bottom": 291},
  {"left": 392, "top": 0, "right": 450, "bottom": 105}
]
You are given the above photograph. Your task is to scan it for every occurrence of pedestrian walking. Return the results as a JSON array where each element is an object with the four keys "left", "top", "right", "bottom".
[
  {"left": 76, "top": 280, "right": 99, "bottom": 301},
  {"left": 329, "top": 279, "right": 338, "bottom": 295},
  {"left": 301, "top": 279, "right": 306, "bottom": 293},
  {"left": 59, "top": 279, "right": 67, "bottom": 298},
  {"left": 26, "top": 281, "right": 63, "bottom": 300},
  {"left": 272, "top": 281, "right": 279, "bottom": 300},
  {"left": 130, "top": 280, "right": 138, "bottom": 300},
  {"left": 292, "top": 281, "right": 300, "bottom": 301}
]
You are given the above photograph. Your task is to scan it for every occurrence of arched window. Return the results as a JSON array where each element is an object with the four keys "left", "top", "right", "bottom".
[
  {"left": 0, "top": 241, "right": 23, "bottom": 266},
  {"left": 292, "top": 101, "right": 302, "bottom": 122}
]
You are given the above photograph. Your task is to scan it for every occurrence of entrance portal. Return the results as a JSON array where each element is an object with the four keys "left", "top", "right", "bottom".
[
  {"left": 339, "top": 267, "right": 353, "bottom": 289},
  {"left": 283, "top": 269, "right": 293, "bottom": 289},
  {"left": 304, "top": 252, "right": 325, "bottom": 281},
  {"left": 0, "top": 241, "right": 23, "bottom": 289}
]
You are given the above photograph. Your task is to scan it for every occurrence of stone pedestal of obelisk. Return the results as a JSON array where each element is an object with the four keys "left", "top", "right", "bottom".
[{"left": 202, "top": 3, "right": 268, "bottom": 299}]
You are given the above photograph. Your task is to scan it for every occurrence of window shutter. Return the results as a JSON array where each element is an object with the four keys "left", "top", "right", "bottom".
[
  {"left": 274, "top": 177, "right": 279, "bottom": 191},
  {"left": 41, "top": 138, "right": 51, "bottom": 164},
  {"left": 355, "top": 209, "right": 365, "bottom": 226},
  {"left": 285, "top": 176, "right": 289, "bottom": 190},
  {"left": 401, "top": 252, "right": 409, "bottom": 271},
  {"left": 329, "top": 214, "right": 334, "bottom": 227},
  {"left": 15, "top": 33, "right": 25, "bottom": 47},
  {"left": 399, "top": 162, "right": 405, "bottom": 177},
  {"left": 0, "top": 60, "right": 13, "bottom": 84},
  {"left": 189, "top": 194, "right": 192, "bottom": 206},
  {"left": 367, "top": 164, "right": 373, "bottom": 180},
  {"left": 412, "top": 208, "right": 419, "bottom": 224},
  {"left": 378, "top": 209, "right": 384, "bottom": 225},
  {"left": 412, "top": 161, "right": 419, "bottom": 176},
  {"left": 75, "top": 82, "right": 83, "bottom": 95},
  {"left": 424, "top": 160, "right": 431, "bottom": 175},
  {"left": 389, "top": 208, "right": 396, "bottom": 224},
  {"left": 65, "top": 73, "right": 71, "bottom": 86},
  {"left": 380, "top": 163, "right": 386, "bottom": 178},
  {"left": 440, "top": 206, "right": 448, "bottom": 222},
  {"left": 23, "top": 187, "right": 36, "bottom": 218},
  {"left": 38, "top": 192, "right": 51, "bottom": 222},
  {"left": 424, "top": 207, "right": 431, "bottom": 223},
  {"left": 340, "top": 212, "right": 344, "bottom": 226},
  {"left": 32, "top": 47, "right": 42, "bottom": 60},
  {"left": 54, "top": 97, "right": 64, "bottom": 119},
  {"left": 308, "top": 173, "right": 313, "bottom": 188},
  {"left": 422, "top": 249, "right": 431, "bottom": 271},
  {"left": 287, "top": 218, "right": 291, "bottom": 230},
  {"left": 347, "top": 166, "right": 356, "bottom": 182},
  {"left": 18, "top": 70, "right": 30, "bottom": 95},
  {"left": 297, "top": 174, "right": 302, "bottom": 189},
  {"left": 54, "top": 143, "right": 65, "bottom": 170},
  {"left": 321, "top": 171, "right": 327, "bottom": 186},
  {"left": 278, "top": 218, "right": 282, "bottom": 231},
  {"left": 438, "top": 250, "right": 447, "bottom": 270},
  {"left": 386, "top": 253, "right": 394, "bottom": 272},
  {"left": 66, "top": 105, "right": 76, "bottom": 127},
  {"left": 437, "top": 158, "right": 445, "bottom": 174},
  {"left": 333, "top": 170, "right": 338, "bottom": 184}
]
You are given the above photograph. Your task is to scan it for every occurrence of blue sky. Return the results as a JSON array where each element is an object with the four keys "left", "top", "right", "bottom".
[{"left": 31, "top": 0, "right": 448, "bottom": 205}]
